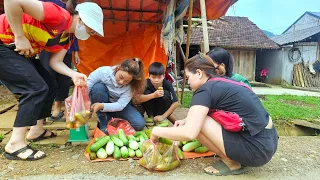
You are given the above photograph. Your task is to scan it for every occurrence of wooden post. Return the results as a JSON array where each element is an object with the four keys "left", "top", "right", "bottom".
[
  {"left": 200, "top": 0, "right": 209, "bottom": 53},
  {"left": 180, "top": 0, "right": 193, "bottom": 103},
  {"left": 173, "top": 40, "right": 180, "bottom": 103}
]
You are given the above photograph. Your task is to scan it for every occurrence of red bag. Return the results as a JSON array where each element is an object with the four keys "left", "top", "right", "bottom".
[
  {"left": 207, "top": 77, "right": 249, "bottom": 132},
  {"left": 107, "top": 118, "right": 136, "bottom": 136},
  {"left": 208, "top": 110, "right": 244, "bottom": 132}
]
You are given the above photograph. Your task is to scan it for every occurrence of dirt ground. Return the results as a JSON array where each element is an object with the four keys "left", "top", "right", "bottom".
[
  {"left": 1, "top": 85, "right": 320, "bottom": 179},
  {"left": 0, "top": 136, "right": 319, "bottom": 180}
]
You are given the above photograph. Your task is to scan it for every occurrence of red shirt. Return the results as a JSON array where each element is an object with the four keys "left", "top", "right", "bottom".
[{"left": 0, "top": 2, "right": 72, "bottom": 54}]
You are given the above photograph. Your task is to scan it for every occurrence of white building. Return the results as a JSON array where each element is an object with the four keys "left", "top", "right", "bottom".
[{"left": 257, "top": 12, "right": 320, "bottom": 86}]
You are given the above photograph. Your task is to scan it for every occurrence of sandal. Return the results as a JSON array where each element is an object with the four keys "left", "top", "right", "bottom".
[
  {"left": 4, "top": 145, "right": 46, "bottom": 161},
  {"left": 26, "top": 129, "right": 57, "bottom": 142},
  {"left": 204, "top": 160, "right": 245, "bottom": 176},
  {"left": 48, "top": 111, "right": 65, "bottom": 122}
]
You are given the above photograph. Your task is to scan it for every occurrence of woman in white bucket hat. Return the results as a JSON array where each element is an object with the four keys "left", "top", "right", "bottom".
[{"left": 0, "top": 0, "right": 103, "bottom": 161}]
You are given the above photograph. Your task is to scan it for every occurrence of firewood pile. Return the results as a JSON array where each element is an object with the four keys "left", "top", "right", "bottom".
[{"left": 293, "top": 63, "right": 320, "bottom": 87}]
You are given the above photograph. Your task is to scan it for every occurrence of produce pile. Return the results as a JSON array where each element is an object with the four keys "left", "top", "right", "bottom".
[
  {"left": 86, "top": 129, "right": 148, "bottom": 160},
  {"left": 85, "top": 127, "right": 210, "bottom": 161}
]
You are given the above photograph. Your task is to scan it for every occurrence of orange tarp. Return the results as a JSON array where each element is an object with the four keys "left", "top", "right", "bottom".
[{"left": 77, "top": 0, "right": 235, "bottom": 76}]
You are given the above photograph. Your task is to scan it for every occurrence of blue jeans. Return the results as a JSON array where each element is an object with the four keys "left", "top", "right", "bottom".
[{"left": 89, "top": 83, "right": 145, "bottom": 133}]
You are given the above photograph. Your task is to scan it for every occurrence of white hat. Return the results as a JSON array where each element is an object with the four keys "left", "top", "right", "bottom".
[{"left": 75, "top": 2, "right": 104, "bottom": 37}]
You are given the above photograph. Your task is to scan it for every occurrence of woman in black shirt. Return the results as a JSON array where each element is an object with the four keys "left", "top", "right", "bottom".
[{"left": 150, "top": 54, "right": 278, "bottom": 176}]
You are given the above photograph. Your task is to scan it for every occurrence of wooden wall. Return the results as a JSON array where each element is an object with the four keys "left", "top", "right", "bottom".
[{"left": 228, "top": 49, "right": 256, "bottom": 81}]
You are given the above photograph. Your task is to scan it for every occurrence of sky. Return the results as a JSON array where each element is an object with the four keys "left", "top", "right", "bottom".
[{"left": 226, "top": 0, "right": 320, "bottom": 35}]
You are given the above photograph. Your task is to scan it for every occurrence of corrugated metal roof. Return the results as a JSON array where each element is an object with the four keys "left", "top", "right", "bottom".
[
  {"left": 183, "top": 16, "right": 279, "bottom": 49},
  {"left": 309, "top": 12, "right": 320, "bottom": 18},
  {"left": 271, "top": 26, "right": 320, "bottom": 45}
]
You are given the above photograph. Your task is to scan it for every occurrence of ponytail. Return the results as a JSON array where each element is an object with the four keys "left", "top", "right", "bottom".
[
  {"left": 207, "top": 47, "right": 234, "bottom": 77},
  {"left": 226, "top": 52, "right": 234, "bottom": 77}
]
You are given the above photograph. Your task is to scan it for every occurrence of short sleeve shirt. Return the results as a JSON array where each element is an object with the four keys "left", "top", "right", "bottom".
[
  {"left": 191, "top": 79, "right": 269, "bottom": 136},
  {"left": 0, "top": 2, "right": 73, "bottom": 54},
  {"left": 145, "top": 79, "right": 178, "bottom": 103}
]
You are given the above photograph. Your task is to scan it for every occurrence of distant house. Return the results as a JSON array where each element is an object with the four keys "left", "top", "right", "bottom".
[
  {"left": 179, "top": 16, "right": 278, "bottom": 81},
  {"left": 257, "top": 12, "right": 320, "bottom": 85}
]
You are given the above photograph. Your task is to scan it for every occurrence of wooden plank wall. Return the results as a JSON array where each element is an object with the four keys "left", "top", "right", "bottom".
[{"left": 228, "top": 49, "right": 256, "bottom": 81}]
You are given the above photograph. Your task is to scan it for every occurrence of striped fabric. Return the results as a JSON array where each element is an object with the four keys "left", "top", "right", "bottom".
[{"left": 0, "top": 2, "right": 73, "bottom": 55}]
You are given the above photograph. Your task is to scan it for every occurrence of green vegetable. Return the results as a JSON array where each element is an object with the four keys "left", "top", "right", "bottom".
[
  {"left": 129, "top": 140, "right": 139, "bottom": 150},
  {"left": 120, "top": 146, "right": 129, "bottom": 159},
  {"left": 90, "top": 136, "right": 110, "bottom": 152},
  {"left": 139, "top": 135, "right": 146, "bottom": 143},
  {"left": 94, "top": 137, "right": 103, "bottom": 142},
  {"left": 118, "top": 129, "right": 128, "bottom": 146},
  {"left": 96, "top": 148, "right": 107, "bottom": 159},
  {"left": 145, "top": 117, "right": 154, "bottom": 123},
  {"left": 135, "top": 149, "right": 143, "bottom": 158},
  {"left": 89, "top": 152, "right": 97, "bottom": 160},
  {"left": 182, "top": 141, "right": 201, "bottom": 152},
  {"left": 127, "top": 135, "right": 136, "bottom": 141},
  {"left": 177, "top": 148, "right": 184, "bottom": 160},
  {"left": 106, "top": 141, "right": 114, "bottom": 155},
  {"left": 128, "top": 148, "right": 135, "bottom": 157},
  {"left": 113, "top": 146, "right": 121, "bottom": 160},
  {"left": 194, "top": 146, "right": 209, "bottom": 153},
  {"left": 140, "top": 132, "right": 149, "bottom": 140},
  {"left": 159, "top": 137, "right": 173, "bottom": 145},
  {"left": 111, "top": 135, "right": 124, "bottom": 147},
  {"left": 134, "top": 131, "right": 143, "bottom": 137},
  {"left": 157, "top": 119, "right": 169, "bottom": 127}
]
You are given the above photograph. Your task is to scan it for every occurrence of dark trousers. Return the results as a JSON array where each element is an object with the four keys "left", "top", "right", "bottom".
[
  {"left": 89, "top": 83, "right": 145, "bottom": 132},
  {"left": 142, "top": 89, "right": 172, "bottom": 117},
  {"left": 0, "top": 45, "right": 57, "bottom": 127},
  {"left": 39, "top": 51, "right": 72, "bottom": 102}
]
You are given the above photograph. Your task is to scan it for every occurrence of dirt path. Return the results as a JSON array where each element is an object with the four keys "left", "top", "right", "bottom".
[{"left": 1, "top": 136, "right": 320, "bottom": 180}]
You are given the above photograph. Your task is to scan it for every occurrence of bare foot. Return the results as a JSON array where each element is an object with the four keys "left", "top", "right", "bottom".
[{"left": 204, "top": 159, "right": 241, "bottom": 174}]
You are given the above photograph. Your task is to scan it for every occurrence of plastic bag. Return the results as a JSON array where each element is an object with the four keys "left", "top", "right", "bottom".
[
  {"left": 107, "top": 118, "right": 136, "bottom": 136},
  {"left": 65, "top": 86, "right": 91, "bottom": 129},
  {"left": 138, "top": 140, "right": 181, "bottom": 171}
]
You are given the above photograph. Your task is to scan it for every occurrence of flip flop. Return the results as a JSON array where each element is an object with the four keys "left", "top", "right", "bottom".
[
  {"left": 48, "top": 111, "right": 65, "bottom": 122},
  {"left": 4, "top": 145, "right": 46, "bottom": 161},
  {"left": 26, "top": 129, "right": 57, "bottom": 142},
  {"left": 204, "top": 160, "right": 245, "bottom": 176}
]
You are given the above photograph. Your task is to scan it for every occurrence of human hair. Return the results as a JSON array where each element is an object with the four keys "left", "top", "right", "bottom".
[
  {"left": 206, "top": 47, "right": 234, "bottom": 77},
  {"left": 116, "top": 58, "right": 146, "bottom": 96},
  {"left": 148, "top": 62, "right": 165, "bottom": 75},
  {"left": 185, "top": 53, "right": 217, "bottom": 78},
  {"left": 66, "top": 0, "right": 78, "bottom": 15}
]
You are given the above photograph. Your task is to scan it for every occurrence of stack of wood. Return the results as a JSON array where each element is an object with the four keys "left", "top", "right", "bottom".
[{"left": 293, "top": 63, "right": 320, "bottom": 87}]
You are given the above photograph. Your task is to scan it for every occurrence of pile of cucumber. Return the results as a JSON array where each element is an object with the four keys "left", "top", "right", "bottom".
[{"left": 86, "top": 130, "right": 149, "bottom": 160}]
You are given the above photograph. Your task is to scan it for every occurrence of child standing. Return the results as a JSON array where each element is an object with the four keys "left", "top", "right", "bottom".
[
  {"left": 136, "top": 62, "right": 179, "bottom": 123},
  {"left": 88, "top": 58, "right": 146, "bottom": 134}
]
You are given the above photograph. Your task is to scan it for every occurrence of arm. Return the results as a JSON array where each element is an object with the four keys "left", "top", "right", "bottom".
[
  {"left": 101, "top": 88, "right": 132, "bottom": 112},
  {"left": 151, "top": 105, "right": 209, "bottom": 141},
  {"left": 4, "top": 0, "right": 44, "bottom": 37},
  {"left": 135, "top": 93, "right": 156, "bottom": 103},
  {"left": 87, "top": 67, "right": 108, "bottom": 93},
  {"left": 49, "top": 49, "right": 87, "bottom": 86}
]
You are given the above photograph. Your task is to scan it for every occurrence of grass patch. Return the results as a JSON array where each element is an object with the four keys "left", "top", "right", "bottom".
[{"left": 180, "top": 92, "right": 320, "bottom": 121}]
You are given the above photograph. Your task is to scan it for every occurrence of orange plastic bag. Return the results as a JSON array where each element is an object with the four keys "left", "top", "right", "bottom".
[
  {"left": 65, "top": 86, "right": 91, "bottom": 128},
  {"left": 107, "top": 118, "right": 136, "bottom": 136},
  {"left": 138, "top": 140, "right": 181, "bottom": 171}
]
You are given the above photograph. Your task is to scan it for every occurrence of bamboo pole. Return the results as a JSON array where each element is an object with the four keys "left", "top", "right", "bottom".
[
  {"left": 199, "top": 0, "right": 209, "bottom": 53},
  {"left": 180, "top": 0, "right": 193, "bottom": 103}
]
